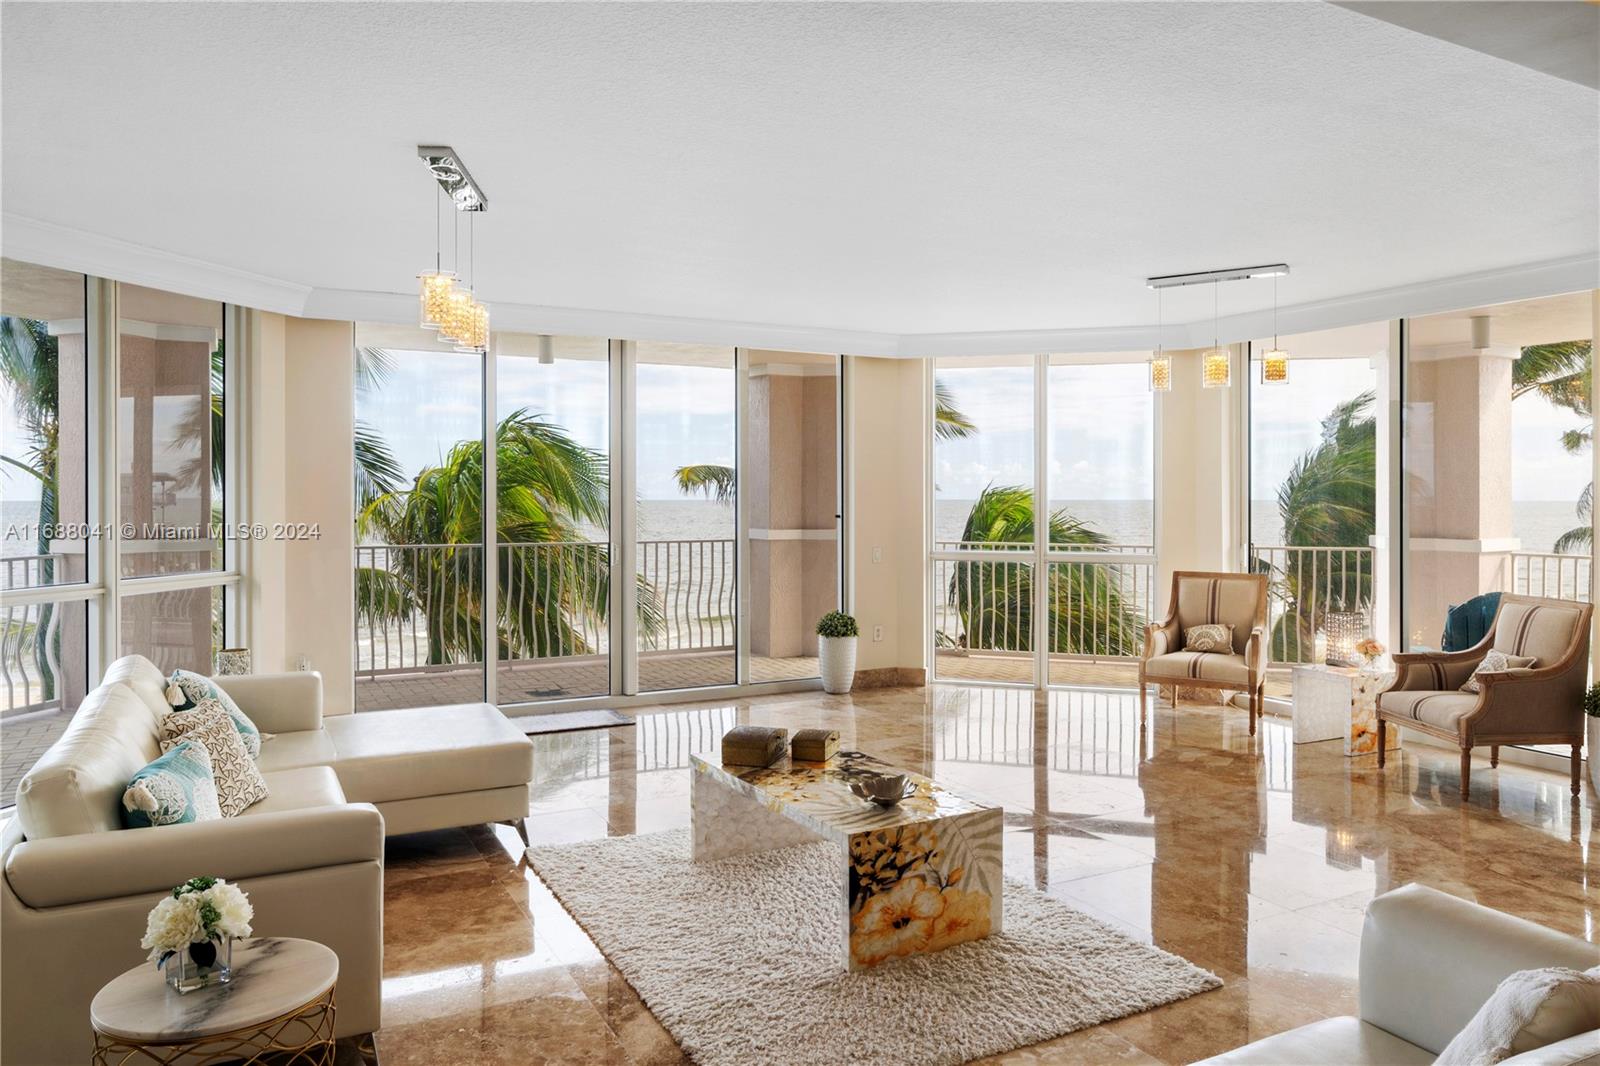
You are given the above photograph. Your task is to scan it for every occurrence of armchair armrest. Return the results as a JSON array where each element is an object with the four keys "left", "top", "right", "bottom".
[
  {"left": 4, "top": 802, "right": 382, "bottom": 908},
  {"left": 1143, "top": 614, "right": 1179, "bottom": 660},
  {"left": 1358, "top": 884, "right": 1598, "bottom": 1055},
  {"left": 1244, "top": 625, "right": 1268, "bottom": 677},
  {"left": 1386, "top": 649, "right": 1484, "bottom": 693},
  {"left": 212, "top": 671, "right": 323, "bottom": 733},
  {"left": 1469, "top": 660, "right": 1585, "bottom": 736}
]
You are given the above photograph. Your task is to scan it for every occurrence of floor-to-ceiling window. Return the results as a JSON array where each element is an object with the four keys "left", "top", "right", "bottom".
[
  {"left": 1404, "top": 292, "right": 1594, "bottom": 652},
  {"left": 1247, "top": 323, "right": 1385, "bottom": 686},
  {"left": 633, "top": 342, "right": 738, "bottom": 693},
  {"left": 494, "top": 333, "right": 611, "bottom": 703},
  {"left": 930, "top": 352, "right": 1156, "bottom": 688},
  {"left": 352, "top": 323, "right": 484, "bottom": 710}
]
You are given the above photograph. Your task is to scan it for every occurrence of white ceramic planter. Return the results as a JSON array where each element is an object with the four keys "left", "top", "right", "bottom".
[
  {"left": 1588, "top": 716, "right": 1600, "bottom": 795},
  {"left": 819, "top": 635, "right": 857, "bottom": 694}
]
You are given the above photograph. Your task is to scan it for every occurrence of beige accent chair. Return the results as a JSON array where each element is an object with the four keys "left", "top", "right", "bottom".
[
  {"left": 2, "top": 655, "right": 536, "bottom": 1065},
  {"left": 1195, "top": 883, "right": 1599, "bottom": 1065},
  {"left": 1139, "top": 571, "right": 1270, "bottom": 734},
  {"left": 1377, "top": 594, "right": 1592, "bottom": 799}
]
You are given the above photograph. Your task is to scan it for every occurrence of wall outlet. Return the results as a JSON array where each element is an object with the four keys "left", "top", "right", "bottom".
[
  {"left": 295, "top": 654, "right": 311, "bottom": 672},
  {"left": 872, "top": 546, "right": 883, "bottom": 564},
  {"left": 873, "top": 625, "right": 884, "bottom": 642}
]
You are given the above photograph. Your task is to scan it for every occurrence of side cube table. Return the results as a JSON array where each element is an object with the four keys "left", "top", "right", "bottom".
[{"left": 1290, "top": 665, "right": 1400, "bottom": 757}]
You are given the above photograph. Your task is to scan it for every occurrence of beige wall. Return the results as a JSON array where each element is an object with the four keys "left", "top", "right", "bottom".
[
  {"left": 279, "top": 318, "right": 355, "bottom": 714},
  {"left": 847, "top": 356, "right": 927, "bottom": 676},
  {"left": 244, "top": 310, "right": 288, "bottom": 677},
  {"left": 1155, "top": 346, "right": 1243, "bottom": 609}
]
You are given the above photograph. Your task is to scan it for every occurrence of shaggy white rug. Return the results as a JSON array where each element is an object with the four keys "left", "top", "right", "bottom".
[{"left": 527, "top": 829, "right": 1221, "bottom": 1066}]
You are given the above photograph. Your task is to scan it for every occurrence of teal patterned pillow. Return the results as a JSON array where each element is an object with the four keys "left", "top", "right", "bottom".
[
  {"left": 167, "top": 669, "right": 261, "bottom": 760},
  {"left": 121, "top": 740, "right": 223, "bottom": 829}
]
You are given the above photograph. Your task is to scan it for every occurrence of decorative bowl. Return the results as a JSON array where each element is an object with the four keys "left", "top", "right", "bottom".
[{"left": 848, "top": 773, "right": 916, "bottom": 807}]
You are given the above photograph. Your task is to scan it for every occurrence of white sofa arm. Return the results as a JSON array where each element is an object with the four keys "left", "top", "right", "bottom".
[
  {"left": 4, "top": 803, "right": 382, "bottom": 908},
  {"left": 212, "top": 671, "right": 323, "bottom": 733},
  {"left": 1359, "top": 884, "right": 1599, "bottom": 1055}
]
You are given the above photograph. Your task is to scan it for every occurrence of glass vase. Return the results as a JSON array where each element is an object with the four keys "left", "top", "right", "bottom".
[{"left": 166, "top": 937, "right": 232, "bottom": 993}]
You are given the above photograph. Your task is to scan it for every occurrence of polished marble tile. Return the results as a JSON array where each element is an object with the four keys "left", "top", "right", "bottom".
[{"left": 379, "top": 684, "right": 1594, "bottom": 1065}]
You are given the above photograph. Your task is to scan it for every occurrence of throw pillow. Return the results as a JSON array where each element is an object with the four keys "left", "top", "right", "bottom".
[
  {"left": 1436, "top": 965, "right": 1600, "bottom": 1065},
  {"left": 1183, "top": 623, "right": 1234, "bottom": 654},
  {"left": 160, "top": 704, "right": 269, "bottom": 817},
  {"left": 167, "top": 669, "right": 262, "bottom": 759},
  {"left": 122, "top": 740, "right": 223, "bottom": 829},
  {"left": 1460, "top": 650, "right": 1537, "bottom": 695}
]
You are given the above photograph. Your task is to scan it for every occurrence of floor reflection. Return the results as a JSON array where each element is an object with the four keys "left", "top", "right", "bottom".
[{"left": 378, "top": 683, "right": 1593, "bottom": 1065}]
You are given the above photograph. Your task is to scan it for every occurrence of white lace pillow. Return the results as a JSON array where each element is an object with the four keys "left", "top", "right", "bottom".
[
  {"left": 159, "top": 704, "right": 269, "bottom": 817},
  {"left": 1461, "top": 649, "right": 1537, "bottom": 695},
  {"left": 1436, "top": 965, "right": 1600, "bottom": 1065},
  {"left": 1183, "top": 623, "right": 1234, "bottom": 654}
]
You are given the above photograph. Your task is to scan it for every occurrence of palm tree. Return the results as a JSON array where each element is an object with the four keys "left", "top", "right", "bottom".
[
  {"left": 672, "top": 377, "right": 979, "bottom": 501},
  {"left": 1263, "top": 391, "right": 1376, "bottom": 660},
  {"left": 0, "top": 315, "right": 61, "bottom": 697},
  {"left": 942, "top": 485, "right": 1146, "bottom": 656},
  {"left": 358, "top": 409, "right": 661, "bottom": 663},
  {"left": 1513, "top": 340, "right": 1593, "bottom": 554}
]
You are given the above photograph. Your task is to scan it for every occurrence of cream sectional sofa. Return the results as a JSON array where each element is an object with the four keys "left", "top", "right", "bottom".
[
  {"left": 1196, "top": 884, "right": 1599, "bottom": 1065},
  {"left": 1, "top": 655, "right": 534, "bottom": 1066}
]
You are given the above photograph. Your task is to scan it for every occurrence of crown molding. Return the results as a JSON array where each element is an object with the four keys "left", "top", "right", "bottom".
[
  {"left": 2, "top": 213, "right": 312, "bottom": 316},
  {"left": 6, "top": 212, "right": 1594, "bottom": 358}
]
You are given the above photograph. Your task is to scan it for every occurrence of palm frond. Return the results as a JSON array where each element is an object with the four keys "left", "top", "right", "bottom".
[
  {"left": 934, "top": 379, "right": 978, "bottom": 440},
  {"left": 674, "top": 464, "right": 735, "bottom": 503}
]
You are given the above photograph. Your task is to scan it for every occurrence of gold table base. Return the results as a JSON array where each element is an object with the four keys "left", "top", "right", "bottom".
[{"left": 92, "top": 987, "right": 336, "bottom": 1066}]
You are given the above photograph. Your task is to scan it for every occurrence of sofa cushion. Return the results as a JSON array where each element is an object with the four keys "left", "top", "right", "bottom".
[
  {"left": 257, "top": 729, "right": 338, "bottom": 774},
  {"left": 1503, "top": 1031, "right": 1600, "bottom": 1066},
  {"left": 1379, "top": 690, "right": 1479, "bottom": 731},
  {"left": 160, "top": 705, "right": 269, "bottom": 817},
  {"left": 120, "top": 740, "right": 223, "bottom": 828},
  {"left": 1438, "top": 967, "right": 1600, "bottom": 1065},
  {"left": 1144, "top": 650, "right": 1250, "bottom": 684},
  {"left": 1183, "top": 623, "right": 1235, "bottom": 654},
  {"left": 101, "top": 654, "right": 173, "bottom": 723},
  {"left": 325, "top": 703, "right": 533, "bottom": 805},
  {"left": 16, "top": 683, "right": 162, "bottom": 839},
  {"left": 243, "top": 766, "right": 347, "bottom": 817},
  {"left": 1192, "top": 1017, "right": 1435, "bottom": 1066},
  {"left": 168, "top": 669, "right": 262, "bottom": 759},
  {"left": 1461, "top": 650, "right": 1538, "bottom": 695}
]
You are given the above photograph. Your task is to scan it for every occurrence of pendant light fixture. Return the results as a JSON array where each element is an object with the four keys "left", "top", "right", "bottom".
[
  {"left": 417, "top": 146, "right": 489, "bottom": 353},
  {"left": 1260, "top": 274, "right": 1290, "bottom": 385},
  {"left": 1200, "top": 279, "right": 1231, "bottom": 388},
  {"left": 1149, "top": 286, "right": 1172, "bottom": 392}
]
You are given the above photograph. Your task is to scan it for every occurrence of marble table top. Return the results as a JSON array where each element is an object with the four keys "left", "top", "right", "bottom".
[
  {"left": 691, "top": 750, "right": 995, "bottom": 838},
  {"left": 90, "top": 937, "right": 337, "bottom": 1042}
]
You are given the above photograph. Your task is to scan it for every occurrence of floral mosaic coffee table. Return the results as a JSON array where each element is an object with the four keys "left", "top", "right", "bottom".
[{"left": 690, "top": 750, "right": 1003, "bottom": 971}]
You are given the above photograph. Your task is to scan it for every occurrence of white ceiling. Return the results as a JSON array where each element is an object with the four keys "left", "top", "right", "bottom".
[{"left": 2, "top": 1, "right": 1596, "bottom": 354}]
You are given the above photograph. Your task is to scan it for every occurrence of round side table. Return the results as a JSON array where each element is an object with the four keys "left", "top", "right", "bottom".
[{"left": 90, "top": 937, "right": 338, "bottom": 1065}]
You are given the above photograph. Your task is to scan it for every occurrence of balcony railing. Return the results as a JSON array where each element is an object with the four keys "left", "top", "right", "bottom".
[
  {"left": 932, "top": 543, "right": 1157, "bottom": 660},
  {"left": 1249, "top": 544, "right": 1374, "bottom": 665},
  {"left": 1, "top": 554, "right": 66, "bottom": 713},
  {"left": 1510, "top": 551, "right": 1591, "bottom": 603},
  {"left": 356, "top": 539, "right": 737, "bottom": 675}
]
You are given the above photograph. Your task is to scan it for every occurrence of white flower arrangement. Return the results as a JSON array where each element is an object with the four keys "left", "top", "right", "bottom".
[{"left": 141, "top": 876, "right": 253, "bottom": 967}]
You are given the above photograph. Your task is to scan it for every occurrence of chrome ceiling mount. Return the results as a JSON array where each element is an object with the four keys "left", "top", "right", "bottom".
[
  {"left": 417, "top": 145, "right": 488, "bottom": 212},
  {"left": 1145, "top": 263, "right": 1289, "bottom": 289}
]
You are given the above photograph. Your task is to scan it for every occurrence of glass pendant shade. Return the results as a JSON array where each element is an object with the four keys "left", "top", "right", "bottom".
[
  {"left": 1260, "top": 348, "right": 1290, "bottom": 385},
  {"left": 439, "top": 288, "right": 475, "bottom": 344},
  {"left": 454, "top": 300, "right": 489, "bottom": 353},
  {"left": 1149, "top": 352, "right": 1172, "bottom": 392},
  {"left": 418, "top": 271, "right": 456, "bottom": 330},
  {"left": 1201, "top": 347, "right": 1231, "bottom": 388}
]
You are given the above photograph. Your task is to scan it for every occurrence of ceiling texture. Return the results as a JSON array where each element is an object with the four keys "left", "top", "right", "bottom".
[{"left": 2, "top": 1, "right": 1596, "bottom": 355}]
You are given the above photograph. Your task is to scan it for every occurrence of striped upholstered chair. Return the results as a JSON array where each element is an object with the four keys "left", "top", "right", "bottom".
[
  {"left": 1378, "top": 593, "right": 1592, "bottom": 800},
  {"left": 1138, "top": 571, "right": 1270, "bottom": 734}
]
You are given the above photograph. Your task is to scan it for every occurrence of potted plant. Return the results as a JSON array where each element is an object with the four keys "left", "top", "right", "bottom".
[
  {"left": 1586, "top": 684, "right": 1600, "bottom": 794},
  {"left": 816, "top": 610, "right": 859, "bottom": 694}
]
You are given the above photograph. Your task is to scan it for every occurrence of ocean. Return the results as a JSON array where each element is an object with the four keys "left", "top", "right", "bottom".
[{"left": 2, "top": 498, "right": 1589, "bottom": 557}]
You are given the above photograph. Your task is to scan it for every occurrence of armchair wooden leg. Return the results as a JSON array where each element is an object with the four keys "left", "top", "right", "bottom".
[
  {"left": 1490, "top": 745, "right": 1499, "bottom": 769},
  {"left": 1459, "top": 750, "right": 1472, "bottom": 801},
  {"left": 1377, "top": 719, "right": 1387, "bottom": 768},
  {"left": 1139, "top": 679, "right": 1147, "bottom": 727},
  {"left": 1573, "top": 744, "right": 1583, "bottom": 798}
]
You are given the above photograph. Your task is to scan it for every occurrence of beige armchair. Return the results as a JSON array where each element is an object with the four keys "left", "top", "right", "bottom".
[
  {"left": 1377, "top": 593, "right": 1592, "bottom": 799},
  {"left": 1139, "top": 571, "right": 1270, "bottom": 733}
]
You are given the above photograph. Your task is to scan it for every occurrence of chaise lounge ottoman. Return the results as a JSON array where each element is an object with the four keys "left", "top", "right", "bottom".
[{"left": 322, "top": 702, "right": 535, "bottom": 841}]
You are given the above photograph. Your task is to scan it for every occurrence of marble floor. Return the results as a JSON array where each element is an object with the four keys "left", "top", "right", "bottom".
[{"left": 377, "top": 683, "right": 1594, "bottom": 1065}]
